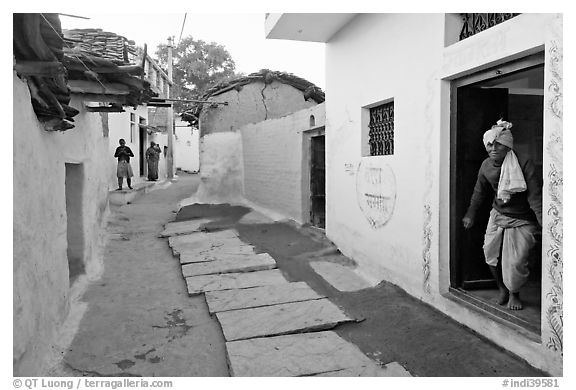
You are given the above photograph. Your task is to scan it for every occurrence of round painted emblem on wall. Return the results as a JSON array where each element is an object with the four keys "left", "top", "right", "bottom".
[{"left": 356, "top": 159, "right": 397, "bottom": 228}]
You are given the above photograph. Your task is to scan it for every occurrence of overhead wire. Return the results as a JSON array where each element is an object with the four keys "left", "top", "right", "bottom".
[
  {"left": 177, "top": 13, "right": 187, "bottom": 46},
  {"left": 40, "top": 13, "right": 109, "bottom": 92}
]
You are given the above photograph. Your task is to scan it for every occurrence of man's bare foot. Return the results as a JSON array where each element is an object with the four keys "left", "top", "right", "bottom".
[
  {"left": 497, "top": 288, "right": 509, "bottom": 305},
  {"left": 507, "top": 293, "right": 523, "bottom": 310}
]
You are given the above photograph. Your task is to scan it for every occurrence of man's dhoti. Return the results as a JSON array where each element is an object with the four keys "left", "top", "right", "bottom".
[{"left": 483, "top": 209, "right": 538, "bottom": 292}]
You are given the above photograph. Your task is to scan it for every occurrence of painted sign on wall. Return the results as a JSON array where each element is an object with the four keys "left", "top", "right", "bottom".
[{"left": 356, "top": 159, "right": 396, "bottom": 228}]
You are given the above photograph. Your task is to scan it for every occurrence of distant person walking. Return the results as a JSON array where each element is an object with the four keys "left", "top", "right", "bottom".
[
  {"left": 114, "top": 138, "right": 134, "bottom": 190},
  {"left": 145, "top": 141, "right": 161, "bottom": 181}
]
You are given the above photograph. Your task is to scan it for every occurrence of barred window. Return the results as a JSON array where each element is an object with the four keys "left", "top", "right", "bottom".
[
  {"left": 368, "top": 101, "right": 394, "bottom": 156},
  {"left": 459, "top": 13, "right": 520, "bottom": 41}
]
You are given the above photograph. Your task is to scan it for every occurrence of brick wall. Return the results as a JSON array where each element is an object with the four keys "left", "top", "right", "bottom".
[{"left": 240, "top": 104, "right": 325, "bottom": 223}]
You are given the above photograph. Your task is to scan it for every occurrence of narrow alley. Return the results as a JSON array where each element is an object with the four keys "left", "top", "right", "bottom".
[{"left": 47, "top": 173, "right": 545, "bottom": 377}]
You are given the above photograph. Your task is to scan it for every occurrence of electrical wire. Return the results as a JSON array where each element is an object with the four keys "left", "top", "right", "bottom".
[
  {"left": 40, "top": 13, "right": 109, "bottom": 92},
  {"left": 177, "top": 13, "right": 187, "bottom": 46}
]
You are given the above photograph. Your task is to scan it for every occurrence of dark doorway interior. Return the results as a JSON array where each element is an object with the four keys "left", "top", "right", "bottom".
[
  {"left": 450, "top": 59, "right": 544, "bottom": 334},
  {"left": 139, "top": 117, "right": 147, "bottom": 176},
  {"left": 310, "top": 135, "right": 326, "bottom": 228},
  {"left": 65, "top": 163, "right": 85, "bottom": 285}
]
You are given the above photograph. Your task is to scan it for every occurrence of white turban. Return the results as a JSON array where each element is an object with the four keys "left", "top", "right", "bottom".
[{"left": 483, "top": 119, "right": 514, "bottom": 149}]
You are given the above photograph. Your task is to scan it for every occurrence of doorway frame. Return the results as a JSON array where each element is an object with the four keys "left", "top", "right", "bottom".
[
  {"left": 302, "top": 126, "right": 326, "bottom": 227},
  {"left": 448, "top": 52, "right": 545, "bottom": 333}
]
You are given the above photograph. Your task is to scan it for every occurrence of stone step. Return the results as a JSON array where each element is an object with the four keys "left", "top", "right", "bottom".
[
  {"left": 185, "top": 269, "right": 289, "bottom": 296},
  {"left": 168, "top": 229, "right": 238, "bottom": 247},
  {"left": 205, "top": 282, "right": 324, "bottom": 314},
  {"left": 226, "top": 331, "right": 410, "bottom": 377},
  {"left": 181, "top": 253, "right": 276, "bottom": 278},
  {"left": 216, "top": 298, "right": 355, "bottom": 341},
  {"left": 180, "top": 251, "right": 267, "bottom": 265},
  {"left": 172, "top": 240, "right": 254, "bottom": 257}
]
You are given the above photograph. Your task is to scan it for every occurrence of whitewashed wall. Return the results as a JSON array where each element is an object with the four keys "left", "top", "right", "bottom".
[
  {"left": 324, "top": 13, "right": 562, "bottom": 375},
  {"left": 13, "top": 74, "right": 111, "bottom": 375},
  {"left": 174, "top": 119, "right": 199, "bottom": 173},
  {"left": 107, "top": 106, "right": 149, "bottom": 187},
  {"left": 196, "top": 81, "right": 320, "bottom": 203},
  {"left": 240, "top": 104, "right": 325, "bottom": 223}
]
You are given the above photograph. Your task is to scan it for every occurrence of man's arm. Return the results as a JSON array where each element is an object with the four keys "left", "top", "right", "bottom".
[
  {"left": 522, "top": 159, "right": 543, "bottom": 227},
  {"left": 463, "top": 164, "right": 490, "bottom": 229}
]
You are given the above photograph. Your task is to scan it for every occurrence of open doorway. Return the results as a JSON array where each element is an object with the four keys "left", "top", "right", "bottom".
[
  {"left": 310, "top": 134, "right": 326, "bottom": 228},
  {"left": 139, "top": 116, "right": 147, "bottom": 177},
  {"left": 449, "top": 53, "right": 544, "bottom": 334},
  {"left": 65, "top": 163, "right": 85, "bottom": 285}
]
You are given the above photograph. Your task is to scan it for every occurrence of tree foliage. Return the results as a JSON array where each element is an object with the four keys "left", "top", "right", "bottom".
[{"left": 155, "top": 36, "right": 237, "bottom": 112}]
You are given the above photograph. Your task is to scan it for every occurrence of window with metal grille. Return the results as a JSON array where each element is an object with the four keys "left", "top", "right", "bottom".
[
  {"left": 368, "top": 101, "right": 394, "bottom": 156},
  {"left": 459, "top": 14, "right": 520, "bottom": 41}
]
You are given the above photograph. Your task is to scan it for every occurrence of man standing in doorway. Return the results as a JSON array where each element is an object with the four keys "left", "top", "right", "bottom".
[
  {"left": 114, "top": 138, "right": 134, "bottom": 190},
  {"left": 145, "top": 141, "right": 161, "bottom": 181},
  {"left": 462, "top": 120, "right": 542, "bottom": 310}
]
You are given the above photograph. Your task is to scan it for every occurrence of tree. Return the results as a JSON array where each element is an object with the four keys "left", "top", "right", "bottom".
[{"left": 155, "top": 36, "right": 237, "bottom": 112}]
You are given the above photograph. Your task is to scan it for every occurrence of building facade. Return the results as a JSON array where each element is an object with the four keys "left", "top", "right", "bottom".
[
  {"left": 13, "top": 15, "right": 158, "bottom": 375},
  {"left": 266, "top": 13, "right": 563, "bottom": 375},
  {"left": 188, "top": 69, "right": 324, "bottom": 203}
]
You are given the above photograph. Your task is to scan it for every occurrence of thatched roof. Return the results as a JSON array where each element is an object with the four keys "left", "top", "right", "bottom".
[
  {"left": 181, "top": 69, "right": 324, "bottom": 124},
  {"left": 13, "top": 13, "right": 156, "bottom": 131}
]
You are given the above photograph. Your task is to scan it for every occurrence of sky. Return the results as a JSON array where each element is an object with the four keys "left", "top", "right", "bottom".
[{"left": 59, "top": 13, "right": 326, "bottom": 89}]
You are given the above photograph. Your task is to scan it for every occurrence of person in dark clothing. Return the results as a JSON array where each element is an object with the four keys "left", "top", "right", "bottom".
[
  {"left": 145, "top": 141, "right": 161, "bottom": 181},
  {"left": 114, "top": 138, "right": 134, "bottom": 190},
  {"left": 462, "top": 120, "right": 542, "bottom": 310}
]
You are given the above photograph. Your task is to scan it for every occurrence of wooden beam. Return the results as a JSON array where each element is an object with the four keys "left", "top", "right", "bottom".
[
  {"left": 77, "top": 94, "right": 127, "bottom": 104},
  {"left": 68, "top": 80, "right": 131, "bottom": 95},
  {"left": 85, "top": 106, "right": 125, "bottom": 113},
  {"left": 14, "top": 61, "right": 66, "bottom": 76}
]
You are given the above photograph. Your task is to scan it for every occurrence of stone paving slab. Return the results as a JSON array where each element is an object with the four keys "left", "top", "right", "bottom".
[
  {"left": 226, "top": 331, "right": 408, "bottom": 377},
  {"left": 216, "top": 298, "right": 354, "bottom": 341},
  {"left": 180, "top": 251, "right": 268, "bottom": 265},
  {"left": 205, "top": 282, "right": 324, "bottom": 314},
  {"left": 310, "top": 261, "right": 373, "bottom": 292},
  {"left": 181, "top": 254, "right": 276, "bottom": 278},
  {"left": 186, "top": 269, "right": 289, "bottom": 295},
  {"left": 167, "top": 230, "right": 238, "bottom": 247},
  {"left": 159, "top": 219, "right": 212, "bottom": 237},
  {"left": 172, "top": 239, "right": 254, "bottom": 257}
]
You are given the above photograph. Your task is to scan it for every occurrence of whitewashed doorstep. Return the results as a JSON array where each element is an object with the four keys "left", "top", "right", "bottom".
[
  {"left": 180, "top": 251, "right": 270, "bottom": 265},
  {"left": 226, "top": 331, "right": 410, "bottom": 377},
  {"left": 205, "top": 281, "right": 324, "bottom": 313},
  {"left": 159, "top": 218, "right": 212, "bottom": 237},
  {"left": 310, "top": 261, "right": 373, "bottom": 292},
  {"left": 186, "top": 269, "right": 289, "bottom": 296},
  {"left": 216, "top": 298, "right": 355, "bottom": 341},
  {"left": 181, "top": 254, "right": 276, "bottom": 278}
]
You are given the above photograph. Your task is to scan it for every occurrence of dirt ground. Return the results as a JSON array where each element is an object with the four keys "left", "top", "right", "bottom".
[
  {"left": 177, "top": 196, "right": 546, "bottom": 377},
  {"left": 47, "top": 172, "right": 546, "bottom": 377}
]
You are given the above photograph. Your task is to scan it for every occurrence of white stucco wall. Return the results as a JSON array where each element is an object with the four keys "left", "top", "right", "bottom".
[
  {"left": 174, "top": 121, "right": 199, "bottom": 173},
  {"left": 324, "top": 13, "right": 562, "bottom": 374},
  {"left": 108, "top": 106, "right": 149, "bottom": 187},
  {"left": 196, "top": 80, "right": 320, "bottom": 204},
  {"left": 13, "top": 74, "right": 111, "bottom": 375},
  {"left": 240, "top": 104, "right": 325, "bottom": 223}
]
